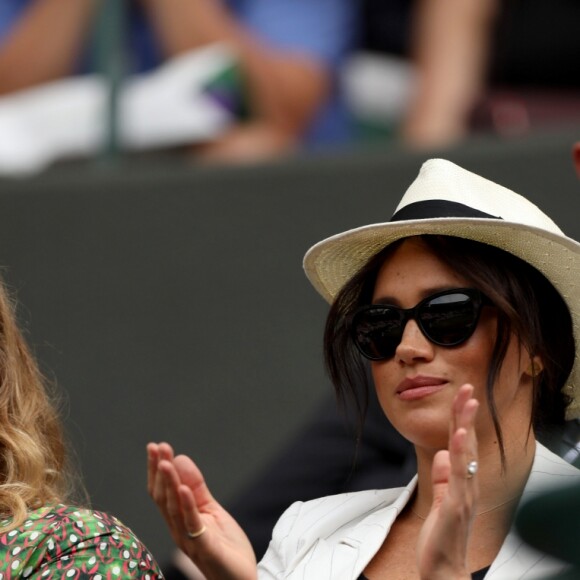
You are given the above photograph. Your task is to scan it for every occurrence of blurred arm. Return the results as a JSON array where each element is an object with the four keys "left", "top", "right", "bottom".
[
  {"left": 402, "top": 0, "right": 500, "bottom": 148},
  {"left": 141, "top": 0, "right": 331, "bottom": 161},
  {"left": 0, "top": 0, "right": 99, "bottom": 95}
]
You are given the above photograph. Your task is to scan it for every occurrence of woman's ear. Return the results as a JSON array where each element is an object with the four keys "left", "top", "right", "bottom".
[{"left": 524, "top": 356, "right": 543, "bottom": 378}]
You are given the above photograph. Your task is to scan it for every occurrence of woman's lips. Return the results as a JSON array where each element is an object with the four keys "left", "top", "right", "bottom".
[{"left": 396, "top": 376, "right": 448, "bottom": 401}]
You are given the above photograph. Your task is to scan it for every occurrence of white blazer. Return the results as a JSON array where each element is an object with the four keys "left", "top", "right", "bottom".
[{"left": 258, "top": 442, "right": 580, "bottom": 579}]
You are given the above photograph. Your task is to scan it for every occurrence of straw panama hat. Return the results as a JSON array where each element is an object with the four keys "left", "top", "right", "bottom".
[{"left": 303, "top": 158, "right": 580, "bottom": 419}]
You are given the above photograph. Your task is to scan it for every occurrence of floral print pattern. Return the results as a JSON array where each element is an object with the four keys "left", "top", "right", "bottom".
[{"left": 0, "top": 504, "right": 162, "bottom": 578}]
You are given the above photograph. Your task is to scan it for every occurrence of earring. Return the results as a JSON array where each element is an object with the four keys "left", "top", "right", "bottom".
[{"left": 526, "top": 358, "right": 543, "bottom": 377}]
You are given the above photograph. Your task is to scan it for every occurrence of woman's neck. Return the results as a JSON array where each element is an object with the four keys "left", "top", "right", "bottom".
[{"left": 412, "top": 431, "right": 536, "bottom": 519}]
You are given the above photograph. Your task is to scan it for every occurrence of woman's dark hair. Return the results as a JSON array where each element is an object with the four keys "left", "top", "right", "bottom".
[{"left": 324, "top": 235, "right": 575, "bottom": 464}]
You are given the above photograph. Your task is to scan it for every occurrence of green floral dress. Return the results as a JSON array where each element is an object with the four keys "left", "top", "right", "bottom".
[{"left": 0, "top": 504, "right": 162, "bottom": 578}]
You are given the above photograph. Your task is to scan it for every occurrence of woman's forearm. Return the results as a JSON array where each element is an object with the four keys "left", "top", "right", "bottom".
[
  {"left": 141, "top": 0, "right": 329, "bottom": 139},
  {"left": 0, "top": 0, "right": 99, "bottom": 95},
  {"left": 403, "top": 0, "right": 500, "bottom": 147}
]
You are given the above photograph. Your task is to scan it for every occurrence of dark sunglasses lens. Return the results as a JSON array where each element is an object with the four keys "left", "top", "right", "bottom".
[
  {"left": 420, "top": 292, "right": 480, "bottom": 345},
  {"left": 352, "top": 307, "right": 403, "bottom": 360}
]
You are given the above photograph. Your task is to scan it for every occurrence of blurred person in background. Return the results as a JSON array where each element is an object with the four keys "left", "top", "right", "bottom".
[
  {"left": 0, "top": 0, "right": 355, "bottom": 163},
  {"left": 356, "top": 0, "right": 580, "bottom": 148}
]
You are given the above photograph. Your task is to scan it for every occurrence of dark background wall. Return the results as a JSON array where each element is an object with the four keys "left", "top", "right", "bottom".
[{"left": 0, "top": 128, "right": 578, "bottom": 566}]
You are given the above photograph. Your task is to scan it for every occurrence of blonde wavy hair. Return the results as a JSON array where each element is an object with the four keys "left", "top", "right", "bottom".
[{"left": 0, "top": 278, "right": 74, "bottom": 531}]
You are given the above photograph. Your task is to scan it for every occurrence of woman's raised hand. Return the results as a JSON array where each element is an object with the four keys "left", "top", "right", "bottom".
[
  {"left": 147, "top": 442, "right": 257, "bottom": 580},
  {"left": 416, "top": 384, "right": 480, "bottom": 580}
]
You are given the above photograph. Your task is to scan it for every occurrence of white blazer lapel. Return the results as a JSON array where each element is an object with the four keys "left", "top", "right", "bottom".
[
  {"left": 285, "top": 478, "right": 417, "bottom": 580},
  {"left": 486, "top": 442, "right": 580, "bottom": 579},
  {"left": 260, "top": 442, "right": 580, "bottom": 580},
  {"left": 338, "top": 477, "right": 416, "bottom": 578}
]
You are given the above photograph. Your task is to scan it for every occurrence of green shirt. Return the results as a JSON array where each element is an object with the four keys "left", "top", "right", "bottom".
[{"left": 0, "top": 504, "right": 162, "bottom": 578}]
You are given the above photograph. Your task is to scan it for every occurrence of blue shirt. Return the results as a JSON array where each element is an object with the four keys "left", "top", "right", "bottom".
[{"left": 0, "top": 0, "right": 356, "bottom": 145}]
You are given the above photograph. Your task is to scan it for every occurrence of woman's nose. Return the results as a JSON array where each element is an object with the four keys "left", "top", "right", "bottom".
[{"left": 394, "top": 319, "right": 435, "bottom": 364}]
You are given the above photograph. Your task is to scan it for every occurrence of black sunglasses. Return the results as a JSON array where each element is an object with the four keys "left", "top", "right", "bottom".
[{"left": 351, "top": 288, "right": 488, "bottom": 361}]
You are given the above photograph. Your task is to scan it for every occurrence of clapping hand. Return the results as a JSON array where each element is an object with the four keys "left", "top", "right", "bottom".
[
  {"left": 147, "top": 442, "right": 257, "bottom": 580},
  {"left": 416, "top": 384, "right": 480, "bottom": 580}
]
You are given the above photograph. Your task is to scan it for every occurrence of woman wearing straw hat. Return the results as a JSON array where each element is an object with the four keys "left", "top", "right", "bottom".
[{"left": 148, "top": 158, "right": 580, "bottom": 579}]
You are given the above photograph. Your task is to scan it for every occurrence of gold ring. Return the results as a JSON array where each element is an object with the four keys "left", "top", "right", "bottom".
[{"left": 186, "top": 525, "right": 206, "bottom": 539}]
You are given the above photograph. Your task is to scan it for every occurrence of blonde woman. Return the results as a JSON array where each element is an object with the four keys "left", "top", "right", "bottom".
[{"left": 0, "top": 281, "right": 161, "bottom": 577}]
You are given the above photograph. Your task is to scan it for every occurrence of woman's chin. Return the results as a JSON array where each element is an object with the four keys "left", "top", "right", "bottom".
[{"left": 392, "top": 413, "right": 451, "bottom": 450}]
